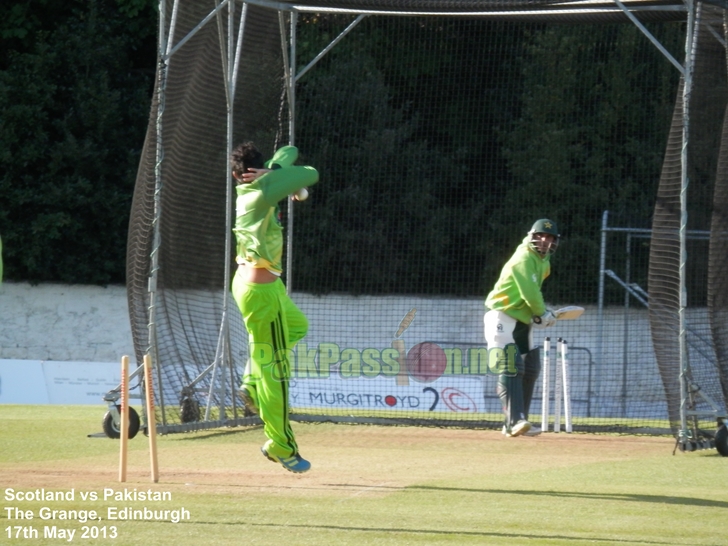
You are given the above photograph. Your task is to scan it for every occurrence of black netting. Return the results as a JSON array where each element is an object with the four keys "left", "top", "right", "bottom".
[
  {"left": 648, "top": 4, "right": 727, "bottom": 437},
  {"left": 127, "top": 2, "right": 286, "bottom": 428},
  {"left": 708, "top": 46, "right": 728, "bottom": 412},
  {"left": 125, "top": 0, "right": 728, "bottom": 439}
]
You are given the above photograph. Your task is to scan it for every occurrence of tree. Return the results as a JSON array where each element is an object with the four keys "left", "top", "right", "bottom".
[
  {"left": 0, "top": 0, "right": 156, "bottom": 283},
  {"left": 497, "top": 23, "right": 682, "bottom": 302}
]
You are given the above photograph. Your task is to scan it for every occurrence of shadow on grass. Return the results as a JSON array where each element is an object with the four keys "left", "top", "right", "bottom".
[
  {"left": 165, "top": 426, "right": 264, "bottom": 441},
  {"left": 386, "top": 484, "right": 728, "bottom": 509},
  {"left": 186, "top": 519, "right": 675, "bottom": 544},
  {"left": 320, "top": 483, "right": 728, "bottom": 509}
]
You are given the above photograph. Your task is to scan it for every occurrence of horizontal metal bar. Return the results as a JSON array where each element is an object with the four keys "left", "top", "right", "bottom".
[{"left": 235, "top": 0, "right": 686, "bottom": 18}]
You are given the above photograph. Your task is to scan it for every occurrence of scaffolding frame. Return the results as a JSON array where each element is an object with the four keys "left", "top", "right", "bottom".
[{"left": 107, "top": 0, "right": 728, "bottom": 453}]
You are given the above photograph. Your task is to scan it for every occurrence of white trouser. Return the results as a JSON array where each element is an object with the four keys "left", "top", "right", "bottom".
[
  {"left": 484, "top": 310, "right": 517, "bottom": 349},
  {"left": 484, "top": 310, "right": 535, "bottom": 353}
]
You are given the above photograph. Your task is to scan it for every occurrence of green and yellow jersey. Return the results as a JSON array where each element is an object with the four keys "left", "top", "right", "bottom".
[
  {"left": 233, "top": 146, "right": 318, "bottom": 275},
  {"left": 485, "top": 235, "right": 551, "bottom": 324}
]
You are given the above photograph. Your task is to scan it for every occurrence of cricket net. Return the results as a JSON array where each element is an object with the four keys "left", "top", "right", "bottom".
[
  {"left": 648, "top": 4, "right": 728, "bottom": 445},
  {"left": 123, "top": 0, "right": 728, "bottom": 442}
]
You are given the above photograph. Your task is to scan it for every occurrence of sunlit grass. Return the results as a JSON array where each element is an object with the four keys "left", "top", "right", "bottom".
[{"left": 0, "top": 405, "right": 725, "bottom": 545}]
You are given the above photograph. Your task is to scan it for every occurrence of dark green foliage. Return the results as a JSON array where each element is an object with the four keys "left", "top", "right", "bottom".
[
  {"left": 0, "top": 0, "right": 155, "bottom": 283},
  {"left": 293, "top": 16, "right": 683, "bottom": 300},
  {"left": 496, "top": 24, "right": 682, "bottom": 303},
  {"left": 295, "top": 48, "right": 471, "bottom": 295},
  {"left": 0, "top": 7, "right": 687, "bottom": 299}
]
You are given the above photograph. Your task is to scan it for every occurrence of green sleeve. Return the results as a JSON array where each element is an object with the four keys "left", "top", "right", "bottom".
[
  {"left": 260, "top": 165, "right": 319, "bottom": 205},
  {"left": 265, "top": 146, "right": 298, "bottom": 169}
]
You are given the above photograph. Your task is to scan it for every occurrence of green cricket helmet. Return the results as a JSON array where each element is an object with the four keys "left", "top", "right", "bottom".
[{"left": 528, "top": 219, "right": 560, "bottom": 256}]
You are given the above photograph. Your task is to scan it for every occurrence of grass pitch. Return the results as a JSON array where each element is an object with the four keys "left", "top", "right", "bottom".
[{"left": 0, "top": 405, "right": 726, "bottom": 545}]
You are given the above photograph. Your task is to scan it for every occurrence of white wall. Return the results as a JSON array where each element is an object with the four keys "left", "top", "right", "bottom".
[
  {"left": 0, "top": 282, "right": 134, "bottom": 361},
  {"left": 0, "top": 282, "right": 133, "bottom": 404},
  {"left": 0, "top": 281, "right": 658, "bottom": 412}
]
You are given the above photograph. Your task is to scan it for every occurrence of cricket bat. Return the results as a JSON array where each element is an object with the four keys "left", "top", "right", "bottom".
[{"left": 554, "top": 306, "right": 585, "bottom": 320}]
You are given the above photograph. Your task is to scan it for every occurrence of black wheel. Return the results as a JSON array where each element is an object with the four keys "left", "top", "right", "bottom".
[
  {"left": 180, "top": 397, "right": 200, "bottom": 423},
  {"left": 102, "top": 405, "right": 140, "bottom": 439},
  {"left": 715, "top": 425, "right": 728, "bottom": 457}
]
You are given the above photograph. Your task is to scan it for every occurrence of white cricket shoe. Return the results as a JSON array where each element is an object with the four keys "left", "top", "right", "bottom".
[{"left": 502, "top": 420, "right": 532, "bottom": 437}]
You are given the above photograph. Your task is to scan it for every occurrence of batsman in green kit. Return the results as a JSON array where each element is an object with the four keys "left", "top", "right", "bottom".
[
  {"left": 230, "top": 142, "right": 318, "bottom": 473},
  {"left": 484, "top": 219, "right": 560, "bottom": 437}
]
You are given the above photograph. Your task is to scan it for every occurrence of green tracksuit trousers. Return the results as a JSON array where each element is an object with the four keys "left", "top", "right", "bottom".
[{"left": 232, "top": 274, "right": 308, "bottom": 458}]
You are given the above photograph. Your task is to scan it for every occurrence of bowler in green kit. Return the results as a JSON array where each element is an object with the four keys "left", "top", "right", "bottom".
[{"left": 230, "top": 142, "right": 319, "bottom": 473}]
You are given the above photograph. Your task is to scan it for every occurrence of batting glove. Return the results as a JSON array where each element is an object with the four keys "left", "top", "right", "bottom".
[{"left": 533, "top": 309, "right": 557, "bottom": 328}]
